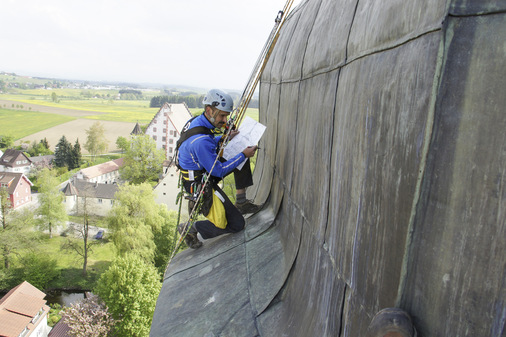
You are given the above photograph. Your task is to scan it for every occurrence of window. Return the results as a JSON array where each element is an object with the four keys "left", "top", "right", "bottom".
[
  {"left": 153, "top": 135, "right": 157, "bottom": 141},
  {"left": 153, "top": 127, "right": 157, "bottom": 132},
  {"left": 163, "top": 128, "right": 167, "bottom": 133},
  {"left": 162, "top": 137, "right": 166, "bottom": 142},
  {"left": 169, "top": 130, "right": 173, "bottom": 136},
  {"left": 169, "top": 139, "right": 173, "bottom": 144},
  {"left": 98, "top": 199, "right": 103, "bottom": 204},
  {"left": 169, "top": 147, "right": 173, "bottom": 153}
]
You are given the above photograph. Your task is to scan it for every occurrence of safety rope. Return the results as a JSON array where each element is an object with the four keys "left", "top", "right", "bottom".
[{"left": 166, "top": 0, "right": 295, "bottom": 271}]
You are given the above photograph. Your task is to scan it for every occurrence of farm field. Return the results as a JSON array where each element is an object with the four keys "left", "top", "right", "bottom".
[{"left": 0, "top": 92, "right": 259, "bottom": 154}]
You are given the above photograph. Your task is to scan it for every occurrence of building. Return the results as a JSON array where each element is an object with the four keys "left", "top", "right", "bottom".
[
  {"left": 61, "top": 179, "right": 119, "bottom": 216},
  {"left": 0, "top": 172, "right": 33, "bottom": 209},
  {"left": 73, "top": 158, "right": 124, "bottom": 184},
  {"left": 154, "top": 163, "right": 184, "bottom": 212},
  {"left": 29, "top": 155, "right": 55, "bottom": 170},
  {"left": 0, "top": 281, "right": 51, "bottom": 337},
  {"left": 0, "top": 149, "right": 33, "bottom": 175},
  {"left": 144, "top": 102, "right": 193, "bottom": 160}
]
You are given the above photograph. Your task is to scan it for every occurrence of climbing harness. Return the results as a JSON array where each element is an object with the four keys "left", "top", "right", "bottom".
[{"left": 166, "top": 0, "right": 295, "bottom": 271}]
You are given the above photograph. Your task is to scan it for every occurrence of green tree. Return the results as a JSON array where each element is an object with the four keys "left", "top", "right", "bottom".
[
  {"left": 70, "top": 138, "right": 82, "bottom": 169},
  {"left": 120, "top": 135, "right": 165, "bottom": 184},
  {"left": 37, "top": 168, "right": 67, "bottom": 238},
  {"left": 54, "top": 135, "right": 72, "bottom": 167},
  {"left": 51, "top": 92, "right": 58, "bottom": 103},
  {"left": 61, "top": 293, "right": 117, "bottom": 337},
  {"left": 115, "top": 136, "right": 129, "bottom": 153},
  {"left": 19, "top": 252, "right": 60, "bottom": 290},
  {"left": 84, "top": 121, "right": 108, "bottom": 162},
  {"left": 62, "top": 184, "right": 98, "bottom": 276},
  {"left": 0, "top": 135, "right": 14, "bottom": 149},
  {"left": 0, "top": 190, "right": 36, "bottom": 269},
  {"left": 152, "top": 209, "right": 180, "bottom": 275},
  {"left": 107, "top": 183, "right": 161, "bottom": 263},
  {"left": 95, "top": 255, "right": 161, "bottom": 337}
]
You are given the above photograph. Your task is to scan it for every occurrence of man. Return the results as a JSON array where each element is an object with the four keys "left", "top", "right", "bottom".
[{"left": 176, "top": 89, "right": 260, "bottom": 248}]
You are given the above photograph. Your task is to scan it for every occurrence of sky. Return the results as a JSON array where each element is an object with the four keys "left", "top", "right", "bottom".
[{"left": 1, "top": 0, "right": 301, "bottom": 92}]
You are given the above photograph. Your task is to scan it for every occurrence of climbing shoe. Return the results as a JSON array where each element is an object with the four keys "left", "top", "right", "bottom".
[
  {"left": 177, "top": 223, "right": 202, "bottom": 249},
  {"left": 235, "top": 200, "right": 261, "bottom": 214}
]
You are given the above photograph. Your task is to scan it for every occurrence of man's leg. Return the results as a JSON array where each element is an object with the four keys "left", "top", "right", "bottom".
[
  {"left": 195, "top": 185, "right": 245, "bottom": 239},
  {"left": 233, "top": 159, "right": 261, "bottom": 214}
]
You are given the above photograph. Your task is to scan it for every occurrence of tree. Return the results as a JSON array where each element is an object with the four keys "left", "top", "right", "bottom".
[
  {"left": 95, "top": 255, "right": 161, "bottom": 337},
  {"left": 54, "top": 135, "right": 72, "bottom": 167},
  {"left": 1, "top": 189, "right": 36, "bottom": 269},
  {"left": 115, "top": 136, "right": 129, "bottom": 153},
  {"left": 120, "top": 135, "right": 165, "bottom": 184},
  {"left": 61, "top": 293, "right": 117, "bottom": 337},
  {"left": 107, "top": 183, "right": 160, "bottom": 263},
  {"left": 19, "top": 252, "right": 60, "bottom": 290},
  {"left": 0, "top": 135, "right": 14, "bottom": 149},
  {"left": 61, "top": 184, "right": 98, "bottom": 276},
  {"left": 70, "top": 138, "right": 82, "bottom": 169},
  {"left": 84, "top": 122, "right": 108, "bottom": 162},
  {"left": 37, "top": 168, "right": 67, "bottom": 238}
]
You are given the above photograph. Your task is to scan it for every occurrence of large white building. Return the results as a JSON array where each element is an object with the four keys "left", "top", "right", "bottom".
[{"left": 144, "top": 102, "right": 193, "bottom": 160}]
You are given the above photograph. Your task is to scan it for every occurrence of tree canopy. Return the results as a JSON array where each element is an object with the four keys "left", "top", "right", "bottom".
[
  {"left": 36, "top": 168, "right": 67, "bottom": 238},
  {"left": 84, "top": 121, "right": 108, "bottom": 161},
  {"left": 94, "top": 254, "right": 161, "bottom": 337},
  {"left": 120, "top": 134, "right": 165, "bottom": 184}
]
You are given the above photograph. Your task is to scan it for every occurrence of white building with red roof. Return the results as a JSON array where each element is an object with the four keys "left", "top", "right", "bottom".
[
  {"left": 73, "top": 158, "right": 124, "bottom": 184},
  {"left": 0, "top": 281, "right": 51, "bottom": 337}
]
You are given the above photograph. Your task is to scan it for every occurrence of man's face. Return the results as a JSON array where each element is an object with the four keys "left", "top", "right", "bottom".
[{"left": 207, "top": 107, "right": 229, "bottom": 129}]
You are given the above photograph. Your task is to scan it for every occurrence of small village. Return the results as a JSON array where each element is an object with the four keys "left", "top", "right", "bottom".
[{"left": 0, "top": 101, "right": 197, "bottom": 336}]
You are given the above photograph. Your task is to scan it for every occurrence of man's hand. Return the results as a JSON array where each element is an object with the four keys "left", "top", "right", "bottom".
[
  {"left": 242, "top": 145, "right": 258, "bottom": 158},
  {"left": 229, "top": 130, "right": 239, "bottom": 140}
]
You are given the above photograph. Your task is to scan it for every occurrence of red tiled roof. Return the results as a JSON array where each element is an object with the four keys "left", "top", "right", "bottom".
[{"left": 0, "top": 281, "right": 48, "bottom": 337}]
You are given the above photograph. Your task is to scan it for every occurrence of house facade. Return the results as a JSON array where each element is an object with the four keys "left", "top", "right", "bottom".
[
  {"left": 62, "top": 179, "right": 119, "bottom": 216},
  {"left": 144, "top": 102, "right": 193, "bottom": 160},
  {"left": 73, "top": 158, "right": 124, "bottom": 184},
  {"left": 0, "top": 281, "right": 51, "bottom": 337},
  {"left": 153, "top": 163, "right": 182, "bottom": 212},
  {"left": 0, "top": 149, "right": 33, "bottom": 175},
  {"left": 0, "top": 172, "right": 33, "bottom": 210}
]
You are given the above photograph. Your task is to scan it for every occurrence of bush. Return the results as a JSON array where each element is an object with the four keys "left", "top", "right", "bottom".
[{"left": 19, "top": 252, "right": 60, "bottom": 290}]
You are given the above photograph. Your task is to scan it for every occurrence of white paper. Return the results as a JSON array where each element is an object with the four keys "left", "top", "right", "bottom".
[{"left": 223, "top": 116, "right": 266, "bottom": 170}]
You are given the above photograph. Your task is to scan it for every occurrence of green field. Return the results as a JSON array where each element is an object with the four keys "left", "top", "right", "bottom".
[
  {"left": 0, "top": 94, "right": 259, "bottom": 141},
  {"left": 0, "top": 108, "right": 76, "bottom": 139}
]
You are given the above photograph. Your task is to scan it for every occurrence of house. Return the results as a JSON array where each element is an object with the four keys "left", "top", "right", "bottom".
[
  {"left": 61, "top": 179, "right": 119, "bottom": 216},
  {"left": 0, "top": 281, "right": 51, "bottom": 337},
  {"left": 0, "top": 172, "right": 33, "bottom": 209},
  {"left": 47, "top": 320, "right": 71, "bottom": 337},
  {"left": 153, "top": 163, "right": 182, "bottom": 212},
  {"left": 0, "top": 149, "right": 33, "bottom": 175},
  {"left": 73, "top": 158, "right": 124, "bottom": 184},
  {"left": 144, "top": 102, "right": 193, "bottom": 160},
  {"left": 30, "top": 155, "right": 55, "bottom": 170}
]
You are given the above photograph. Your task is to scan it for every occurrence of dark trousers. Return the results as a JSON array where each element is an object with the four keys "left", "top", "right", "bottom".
[{"left": 232, "top": 158, "right": 253, "bottom": 190}]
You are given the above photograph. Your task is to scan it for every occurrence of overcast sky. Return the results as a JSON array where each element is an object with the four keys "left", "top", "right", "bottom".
[{"left": 1, "top": 0, "right": 300, "bottom": 92}]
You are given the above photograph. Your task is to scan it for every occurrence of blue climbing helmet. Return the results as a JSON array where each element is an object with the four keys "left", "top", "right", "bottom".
[{"left": 202, "top": 89, "right": 234, "bottom": 113}]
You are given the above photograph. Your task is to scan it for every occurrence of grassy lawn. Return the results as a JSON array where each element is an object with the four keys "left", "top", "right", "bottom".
[
  {"left": 35, "top": 235, "right": 115, "bottom": 290},
  {"left": 0, "top": 108, "right": 76, "bottom": 139}
]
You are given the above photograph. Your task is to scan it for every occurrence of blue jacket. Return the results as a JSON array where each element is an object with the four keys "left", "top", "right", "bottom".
[{"left": 177, "top": 113, "right": 246, "bottom": 178}]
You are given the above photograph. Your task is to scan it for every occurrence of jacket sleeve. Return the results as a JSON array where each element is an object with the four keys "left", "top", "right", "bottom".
[{"left": 195, "top": 136, "right": 246, "bottom": 177}]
